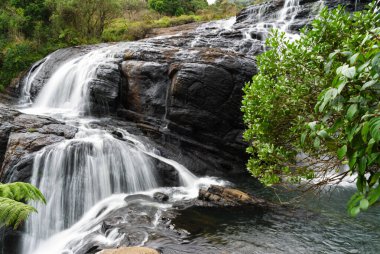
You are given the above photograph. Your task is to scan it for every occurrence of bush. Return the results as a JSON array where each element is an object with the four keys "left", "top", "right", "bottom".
[
  {"left": 242, "top": 1, "right": 380, "bottom": 214},
  {"left": 148, "top": 0, "right": 208, "bottom": 16}
]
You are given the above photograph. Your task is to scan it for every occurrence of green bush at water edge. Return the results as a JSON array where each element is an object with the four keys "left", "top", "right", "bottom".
[{"left": 242, "top": 1, "right": 380, "bottom": 215}]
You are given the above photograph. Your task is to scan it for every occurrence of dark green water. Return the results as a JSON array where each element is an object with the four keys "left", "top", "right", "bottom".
[{"left": 171, "top": 178, "right": 380, "bottom": 254}]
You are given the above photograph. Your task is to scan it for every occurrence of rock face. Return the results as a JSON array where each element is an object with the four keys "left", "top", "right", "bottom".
[
  {"left": 0, "top": 103, "right": 77, "bottom": 182},
  {"left": 117, "top": 44, "right": 256, "bottom": 176}
]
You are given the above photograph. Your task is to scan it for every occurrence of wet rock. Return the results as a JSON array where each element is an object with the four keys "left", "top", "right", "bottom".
[
  {"left": 98, "top": 247, "right": 159, "bottom": 254},
  {"left": 153, "top": 192, "right": 169, "bottom": 202},
  {"left": 198, "top": 185, "right": 268, "bottom": 207},
  {"left": 0, "top": 103, "right": 78, "bottom": 182}
]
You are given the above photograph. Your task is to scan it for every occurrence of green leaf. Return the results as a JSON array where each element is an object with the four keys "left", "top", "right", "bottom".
[
  {"left": 358, "top": 61, "right": 370, "bottom": 72},
  {"left": 361, "top": 122, "right": 370, "bottom": 143},
  {"left": 358, "top": 157, "right": 367, "bottom": 174},
  {"left": 360, "top": 199, "right": 369, "bottom": 211},
  {"left": 369, "top": 173, "right": 380, "bottom": 187},
  {"left": 368, "top": 185, "right": 380, "bottom": 205},
  {"left": 340, "top": 64, "right": 356, "bottom": 79},
  {"left": 368, "top": 153, "right": 380, "bottom": 165},
  {"left": 361, "top": 80, "right": 377, "bottom": 91},
  {"left": 317, "top": 130, "right": 330, "bottom": 139},
  {"left": 348, "top": 192, "right": 363, "bottom": 211},
  {"left": 350, "top": 206, "right": 361, "bottom": 217},
  {"left": 308, "top": 121, "right": 317, "bottom": 131},
  {"left": 337, "top": 79, "right": 347, "bottom": 94},
  {"left": 300, "top": 132, "right": 307, "bottom": 146},
  {"left": 349, "top": 154, "right": 357, "bottom": 169},
  {"left": 349, "top": 53, "right": 360, "bottom": 65},
  {"left": 366, "top": 138, "right": 376, "bottom": 154},
  {"left": 369, "top": 117, "right": 380, "bottom": 142},
  {"left": 314, "top": 137, "right": 321, "bottom": 149},
  {"left": 337, "top": 145, "right": 347, "bottom": 160},
  {"left": 346, "top": 104, "right": 358, "bottom": 120},
  {"left": 356, "top": 174, "right": 366, "bottom": 193}
]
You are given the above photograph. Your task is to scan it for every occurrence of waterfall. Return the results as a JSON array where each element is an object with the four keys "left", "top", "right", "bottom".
[
  {"left": 19, "top": 44, "right": 204, "bottom": 253},
  {"left": 26, "top": 45, "right": 121, "bottom": 117},
  {"left": 22, "top": 127, "right": 161, "bottom": 252},
  {"left": 20, "top": 56, "right": 49, "bottom": 105}
]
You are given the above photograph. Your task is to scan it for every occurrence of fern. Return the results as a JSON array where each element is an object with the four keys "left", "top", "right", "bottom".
[
  {"left": 0, "top": 197, "right": 37, "bottom": 229},
  {"left": 0, "top": 182, "right": 46, "bottom": 204},
  {"left": 0, "top": 182, "right": 46, "bottom": 229}
]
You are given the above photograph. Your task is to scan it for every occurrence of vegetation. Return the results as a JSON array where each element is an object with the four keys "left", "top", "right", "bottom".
[
  {"left": 0, "top": 0, "right": 246, "bottom": 92},
  {"left": 0, "top": 182, "right": 46, "bottom": 229},
  {"left": 147, "top": 0, "right": 208, "bottom": 16},
  {"left": 242, "top": 1, "right": 380, "bottom": 215}
]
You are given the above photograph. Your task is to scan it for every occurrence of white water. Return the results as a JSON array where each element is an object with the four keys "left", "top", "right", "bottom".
[
  {"left": 20, "top": 56, "right": 50, "bottom": 105},
  {"left": 190, "top": 17, "right": 236, "bottom": 48},
  {"left": 242, "top": 0, "right": 301, "bottom": 41},
  {"left": 25, "top": 45, "right": 120, "bottom": 117},
  {"left": 243, "top": 0, "right": 324, "bottom": 41}
]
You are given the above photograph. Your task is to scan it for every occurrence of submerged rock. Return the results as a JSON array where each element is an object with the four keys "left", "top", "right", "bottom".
[{"left": 153, "top": 192, "right": 169, "bottom": 202}]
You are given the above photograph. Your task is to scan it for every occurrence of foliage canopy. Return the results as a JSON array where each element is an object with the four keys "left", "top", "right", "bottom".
[{"left": 147, "top": 0, "right": 208, "bottom": 16}]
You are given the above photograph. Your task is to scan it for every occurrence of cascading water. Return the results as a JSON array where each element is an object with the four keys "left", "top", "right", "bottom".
[
  {"left": 242, "top": 0, "right": 304, "bottom": 41},
  {"left": 19, "top": 45, "right": 210, "bottom": 253},
  {"left": 20, "top": 56, "right": 50, "bottom": 105},
  {"left": 25, "top": 46, "right": 121, "bottom": 117},
  {"left": 22, "top": 128, "right": 158, "bottom": 252}
]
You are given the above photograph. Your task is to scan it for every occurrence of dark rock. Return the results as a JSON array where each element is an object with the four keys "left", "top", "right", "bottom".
[
  {"left": 0, "top": 103, "right": 78, "bottom": 182},
  {"left": 153, "top": 192, "right": 169, "bottom": 202},
  {"left": 0, "top": 227, "right": 23, "bottom": 254}
]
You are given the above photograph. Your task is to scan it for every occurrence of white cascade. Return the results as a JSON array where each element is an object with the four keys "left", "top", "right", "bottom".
[
  {"left": 20, "top": 56, "right": 50, "bottom": 105},
  {"left": 27, "top": 46, "right": 120, "bottom": 117},
  {"left": 22, "top": 127, "right": 160, "bottom": 252}
]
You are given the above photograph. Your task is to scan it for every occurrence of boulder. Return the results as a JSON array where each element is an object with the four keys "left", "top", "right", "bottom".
[
  {"left": 198, "top": 185, "right": 268, "bottom": 207},
  {"left": 153, "top": 192, "right": 169, "bottom": 202},
  {"left": 98, "top": 247, "right": 159, "bottom": 254},
  {"left": 173, "top": 185, "right": 274, "bottom": 210}
]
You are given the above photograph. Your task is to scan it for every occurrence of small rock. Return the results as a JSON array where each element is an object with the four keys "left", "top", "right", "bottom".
[
  {"left": 153, "top": 192, "right": 169, "bottom": 202},
  {"left": 98, "top": 247, "right": 159, "bottom": 254}
]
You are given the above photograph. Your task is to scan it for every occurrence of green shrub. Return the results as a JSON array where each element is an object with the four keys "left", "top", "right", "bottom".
[{"left": 242, "top": 2, "right": 380, "bottom": 214}]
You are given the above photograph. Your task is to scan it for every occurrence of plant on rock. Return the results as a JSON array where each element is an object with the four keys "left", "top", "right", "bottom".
[
  {"left": 0, "top": 182, "right": 46, "bottom": 229},
  {"left": 242, "top": 1, "right": 380, "bottom": 215}
]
